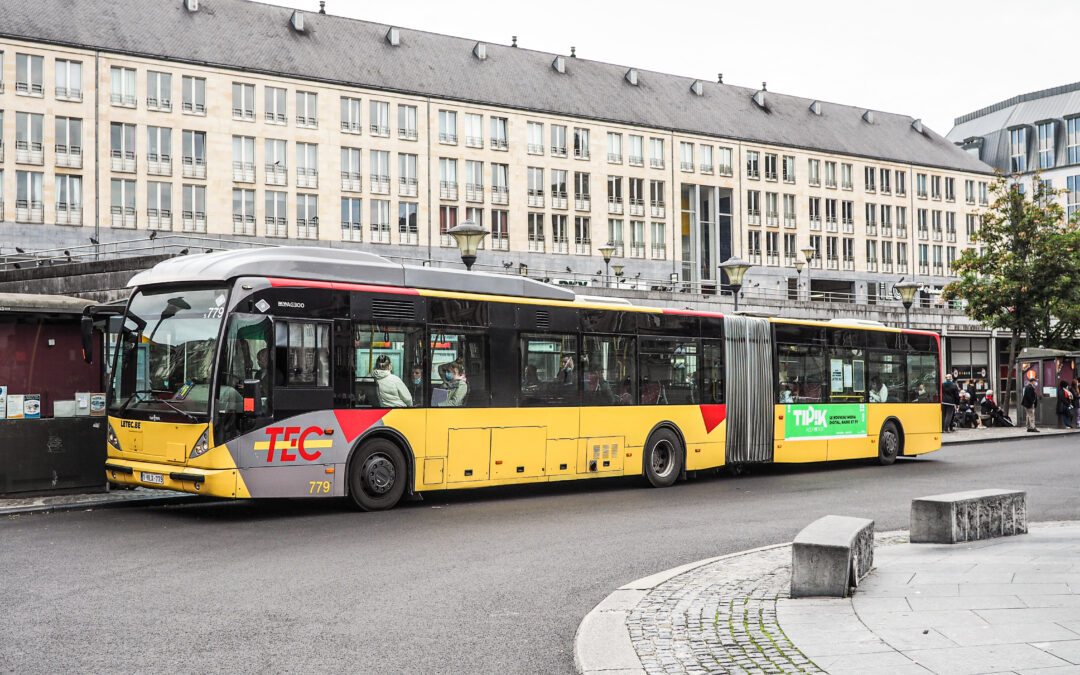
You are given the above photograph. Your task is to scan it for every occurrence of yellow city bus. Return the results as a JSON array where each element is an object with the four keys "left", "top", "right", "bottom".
[{"left": 100, "top": 247, "right": 942, "bottom": 510}]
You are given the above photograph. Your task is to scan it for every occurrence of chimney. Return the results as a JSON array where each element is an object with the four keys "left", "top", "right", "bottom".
[
  {"left": 625, "top": 68, "right": 638, "bottom": 86},
  {"left": 386, "top": 27, "right": 400, "bottom": 46},
  {"left": 318, "top": 1, "right": 325, "bottom": 13},
  {"left": 761, "top": 81, "right": 767, "bottom": 91},
  {"left": 473, "top": 42, "right": 487, "bottom": 60},
  {"left": 511, "top": 35, "right": 517, "bottom": 47},
  {"left": 717, "top": 73, "right": 723, "bottom": 84},
  {"left": 570, "top": 46, "right": 576, "bottom": 58}
]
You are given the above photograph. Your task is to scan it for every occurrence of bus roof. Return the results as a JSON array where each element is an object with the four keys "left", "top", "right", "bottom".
[{"left": 128, "top": 247, "right": 576, "bottom": 302}]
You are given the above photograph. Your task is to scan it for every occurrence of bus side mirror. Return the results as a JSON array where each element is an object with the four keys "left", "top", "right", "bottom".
[
  {"left": 80, "top": 315, "right": 94, "bottom": 364},
  {"left": 241, "top": 379, "right": 264, "bottom": 416}
]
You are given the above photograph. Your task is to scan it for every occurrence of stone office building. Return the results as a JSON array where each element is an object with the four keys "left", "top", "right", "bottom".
[{"left": 0, "top": 0, "right": 992, "bottom": 299}]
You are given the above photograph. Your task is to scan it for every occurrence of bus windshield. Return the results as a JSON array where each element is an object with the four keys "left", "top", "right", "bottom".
[{"left": 109, "top": 286, "right": 228, "bottom": 417}]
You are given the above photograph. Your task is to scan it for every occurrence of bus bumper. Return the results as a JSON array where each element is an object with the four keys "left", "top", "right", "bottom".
[{"left": 104, "top": 459, "right": 245, "bottom": 498}]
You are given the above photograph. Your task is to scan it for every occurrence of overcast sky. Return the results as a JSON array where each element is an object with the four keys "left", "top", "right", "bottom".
[{"left": 266, "top": 0, "right": 1078, "bottom": 136}]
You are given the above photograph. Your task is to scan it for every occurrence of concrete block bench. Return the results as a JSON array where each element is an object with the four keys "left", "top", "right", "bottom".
[
  {"left": 791, "top": 515, "right": 874, "bottom": 598},
  {"left": 910, "top": 489, "right": 1027, "bottom": 544}
]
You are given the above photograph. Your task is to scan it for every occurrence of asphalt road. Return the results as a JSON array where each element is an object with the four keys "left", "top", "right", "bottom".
[{"left": 3, "top": 436, "right": 1079, "bottom": 674}]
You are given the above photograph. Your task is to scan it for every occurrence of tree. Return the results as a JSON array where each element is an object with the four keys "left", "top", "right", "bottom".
[{"left": 943, "top": 173, "right": 1080, "bottom": 418}]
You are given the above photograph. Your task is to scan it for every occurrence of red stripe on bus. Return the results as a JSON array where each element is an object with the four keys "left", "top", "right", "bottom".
[
  {"left": 700, "top": 404, "right": 726, "bottom": 434},
  {"left": 265, "top": 277, "right": 418, "bottom": 295},
  {"left": 334, "top": 409, "right": 391, "bottom": 444}
]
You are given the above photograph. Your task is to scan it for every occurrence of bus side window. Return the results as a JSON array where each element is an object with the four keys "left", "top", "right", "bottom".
[
  {"left": 701, "top": 339, "right": 724, "bottom": 405},
  {"left": 276, "top": 321, "right": 330, "bottom": 387},
  {"left": 519, "top": 333, "right": 578, "bottom": 407},
  {"left": 582, "top": 334, "right": 635, "bottom": 406},
  {"left": 638, "top": 336, "right": 698, "bottom": 405}
]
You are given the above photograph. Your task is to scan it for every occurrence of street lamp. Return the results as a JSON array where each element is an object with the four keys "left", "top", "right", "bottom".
[
  {"left": 598, "top": 242, "right": 617, "bottom": 288},
  {"left": 793, "top": 259, "right": 805, "bottom": 301},
  {"left": 446, "top": 218, "right": 489, "bottom": 271},
  {"left": 894, "top": 281, "right": 920, "bottom": 329},
  {"left": 719, "top": 256, "right": 752, "bottom": 313},
  {"left": 612, "top": 264, "right": 625, "bottom": 286},
  {"left": 801, "top": 245, "right": 815, "bottom": 302}
]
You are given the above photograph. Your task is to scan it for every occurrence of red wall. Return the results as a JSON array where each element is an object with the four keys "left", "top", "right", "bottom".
[{"left": 0, "top": 316, "right": 101, "bottom": 416}]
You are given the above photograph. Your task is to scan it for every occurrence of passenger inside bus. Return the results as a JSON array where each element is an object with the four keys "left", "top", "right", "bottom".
[
  {"left": 435, "top": 361, "right": 468, "bottom": 407},
  {"left": 409, "top": 364, "right": 424, "bottom": 406},
  {"left": 373, "top": 354, "right": 412, "bottom": 408},
  {"left": 869, "top": 376, "right": 888, "bottom": 403}
]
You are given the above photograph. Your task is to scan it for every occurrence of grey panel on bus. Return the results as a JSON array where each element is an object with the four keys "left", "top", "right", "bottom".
[
  {"left": 724, "top": 316, "right": 775, "bottom": 464},
  {"left": 128, "top": 246, "right": 576, "bottom": 301}
]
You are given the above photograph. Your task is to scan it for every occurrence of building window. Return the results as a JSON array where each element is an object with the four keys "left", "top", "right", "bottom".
[
  {"left": 628, "top": 135, "right": 643, "bottom": 166},
  {"left": 295, "top": 91, "right": 317, "bottom": 128},
  {"left": 979, "top": 181, "right": 989, "bottom": 205},
  {"left": 439, "top": 205, "right": 458, "bottom": 246},
  {"left": 341, "top": 196, "right": 362, "bottom": 242},
  {"left": 608, "top": 219, "right": 624, "bottom": 256},
  {"left": 1009, "top": 128, "right": 1027, "bottom": 173},
  {"left": 896, "top": 170, "right": 906, "bottom": 196},
  {"left": 573, "top": 127, "right": 590, "bottom": 159},
  {"left": 944, "top": 177, "right": 955, "bottom": 202},
  {"left": 681, "top": 143, "right": 696, "bottom": 172},
  {"left": 465, "top": 113, "right": 483, "bottom": 148},
  {"left": 864, "top": 166, "right": 876, "bottom": 192},
  {"left": 840, "top": 163, "right": 852, "bottom": 190},
  {"left": 398, "top": 202, "right": 419, "bottom": 245},
  {"left": 465, "top": 160, "right": 484, "bottom": 202},
  {"left": 399, "top": 153, "right": 418, "bottom": 197},
  {"left": 763, "top": 153, "right": 777, "bottom": 180},
  {"left": 109, "top": 121, "right": 135, "bottom": 172},
  {"left": 783, "top": 155, "right": 796, "bottom": 183},
  {"left": 491, "top": 163, "right": 509, "bottom": 204},
  {"left": 231, "top": 82, "right": 255, "bottom": 120},
  {"left": 931, "top": 175, "right": 941, "bottom": 200},
  {"left": 55, "top": 174, "right": 83, "bottom": 225},
  {"left": 1067, "top": 175, "right": 1080, "bottom": 221},
  {"left": 574, "top": 216, "right": 591, "bottom": 255},
  {"left": 746, "top": 151, "right": 760, "bottom": 179},
  {"left": 182, "top": 184, "right": 207, "bottom": 233},
  {"left": 552, "top": 125, "right": 568, "bottom": 157},
  {"left": 265, "top": 139, "right": 287, "bottom": 186},
  {"left": 14, "top": 171, "right": 42, "bottom": 223},
  {"left": 110, "top": 178, "right": 136, "bottom": 228},
  {"left": 766, "top": 231, "right": 780, "bottom": 266},
  {"left": 339, "top": 96, "right": 361, "bottom": 133},
  {"left": 864, "top": 202, "right": 877, "bottom": 231},
  {"left": 700, "top": 145, "right": 713, "bottom": 174},
  {"left": 528, "top": 122, "right": 544, "bottom": 155},
  {"left": 528, "top": 213, "right": 545, "bottom": 252},
  {"left": 491, "top": 117, "right": 509, "bottom": 150},
  {"left": 232, "top": 188, "right": 255, "bottom": 235},
  {"left": 630, "top": 220, "right": 645, "bottom": 258},
  {"left": 491, "top": 209, "right": 508, "bottom": 250},
  {"left": 370, "top": 150, "right": 390, "bottom": 194},
  {"left": 527, "top": 167, "right": 545, "bottom": 207},
  {"left": 808, "top": 159, "right": 820, "bottom": 186},
  {"left": 718, "top": 147, "right": 733, "bottom": 176},
  {"left": 182, "top": 76, "right": 205, "bottom": 114},
  {"left": 1068, "top": 118, "right": 1080, "bottom": 165},
  {"left": 297, "top": 142, "right": 319, "bottom": 189},
  {"left": 341, "top": 148, "right": 362, "bottom": 192},
  {"left": 917, "top": 173, "right": 928, "bottom": 198},
  {"left": 651, "top": 222, "right": 666, "bottom": 259},
  {"left": 15, "top": 112, "right": 43, "bottom": 165},
  {"left": 398, "top": 105, "right": 418, "bottom": 140},
  {"left": 746, "top": 190, "right": 761, "bottom": 225},
  {"left": 552, "top": 214, "right": 568, "bottom": 253},
  {"left": 783, "top": 194, "right": 796, "bottom": 228},
  {"left": 370, "top": 199, "right": 391, "bottom": 244},
  {"left": 749, "top": 232, "right": 761, "bottom": 263},
  {"left": 841, "top": 200, "right": 854, "bottom": 232},
  {"left": 369, "top": 100, "right": 390, "bottom": 136},
  {"left": 56, "top": 117, "right": 84, "bottom": 168},
  {"left": 551, "top": 169, "right": 568, "bottom": 208},
  {"left": 879, "top": 168, "right": 891, "bottom": 194},
  {"left": 265, "top": 190, "right": 287, "bottom": 238},
  {"left": 649, "top": 180, "right": 665, "bottom": 217},
  {"left": 783, "top": 232, "right": 797, "bottom": 266},
  {"left": 296, "top": 194, "right": 319, "bottom": 239},
  {"left": 232, "top": 136, "right": 255, "bottom": 183},
  {"left": 808, "top": 197, "right": 821, "bottom": 228},
  {"left": 649, "top": 138, "right": 664, "bottom": 169},
  {"left": 16, "top": 54, "right": 44, "bottom": 97},
  {"left": 823, "top": 160, "right": 836, "bottom": 188},
  {"left": 1038, "top": 121, "right": 1055, "bottom": 169},
  {"left": 607, "top": 133, "right": 623, "bottom": 164},
  {"left": 146, "top": 71, "right": 171, "bottom": 111},
  {"left": 55, "top": 59, "right": 82, "bottom": 101},
  {"left": 766, "top": 192, "right": 779, "bottom": 227},
  {"left": 181, "top": 130, "right": 206, "bottom": 179},
  {"left": 438, "top": 110, "right": 457, "bottom": 144},
  {"left": 439, "top": 158, "right": 458, "bottom": 200},
  {"left": 575, "top": 172, "right": 591, "bottom": 211}
]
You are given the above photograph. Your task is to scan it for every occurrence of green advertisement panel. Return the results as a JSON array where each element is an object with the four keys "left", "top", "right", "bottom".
[{"left": 784, "top": 404, "right": 867, "bottom": 440}]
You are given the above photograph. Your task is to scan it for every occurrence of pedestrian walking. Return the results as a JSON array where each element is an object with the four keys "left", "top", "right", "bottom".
[
  {"left": 1022, "top": 376, "right": 1041, "bottom": 433},
  {"left": 1057, "top": 378, "right": 1075, "bottom": 429},
  {"left": 942, "top": 373, "right": 959, "bottom": 432},
  {"left": 1073, "top": 378, "right": 1080, "bottom": 428}
]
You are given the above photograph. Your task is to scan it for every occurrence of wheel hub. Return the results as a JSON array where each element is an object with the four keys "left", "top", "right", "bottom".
[
  {"left": 362, "top": 454, "right": 396, "bottom": 495},
  {"left": 652, "top": 441, "right": 674, "bottom": 477}
]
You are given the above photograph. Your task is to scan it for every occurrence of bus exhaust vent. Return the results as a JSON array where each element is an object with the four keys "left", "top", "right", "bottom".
[
  {"left": 535, "top": 310, "right": 550, "bottom": 330},
  {"left": 372, "top": 298, "right": 415, "bottom": 322}
]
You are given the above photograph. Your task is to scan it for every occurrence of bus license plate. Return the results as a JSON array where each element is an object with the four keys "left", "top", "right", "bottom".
[{"left": 141, "top": 472, "right": 164, "bottom": 485}]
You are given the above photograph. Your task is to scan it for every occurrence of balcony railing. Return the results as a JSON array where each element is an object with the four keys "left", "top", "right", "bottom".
[
  {"left": 527, "top": 143, "right": 544, "bottom": 155},
  {"left": 371, "top": 228, "right": 391, "bottom": 244},
  {"left": 767, "top": 253, "right": 780, "bottom": 266},
  {"left": 110, "top": 149, "right": 136, "bottom": 173},
  {"left": 16, "top": 81, "right": 44, "bottom": 97},
  {"left": 553, "top": 240, "right": 569, "bottom": 254},
  {"left": 748, "top": 252, "right": 762, "bottom": 265},
  {"left": 17, "top": 200, "right": 44, "bottom": 224},
  {"left": 341, "top": 171, "right": 362, "bottom": 192},
  {"left": 439, "top": 132, "right": 457, "bottom": 144},
  {"left": 341, "top": 222, "right": 363, "bottom": 242},
  {"left": 182, "top": 101, "right": 206, "bottom": 115},
  {"left": 574, "top": 197, "right": 591, "bottom": 211},
  {"left": 266, "top": 111, "right": 287, "bottom": 125},
  {"left": 466, "top": 183, "right": 485, "bottom": 202},
  {"left": 56, "top": 144, "right": 83, "bottom": 169},
  {"left": 399, "top": 128, "right": 418, "bottom": 141},
  {"left": 147, "top": 153, "right": 171, "bottom": 176},
  {"left": 370, "top": 124, "right": 389, "bottom": 137},
  {"left": 574, "top": 241, "right": 591, "bottom": 256},
  {"left": 491, "top": 137, "right": 508, "bottom": 151},
  {"left": 439, "top": 181, "right": 458, "bottom": 201},
  {"left": 881, "top": 225, "right": 892, "bottom": 237},
  {"left": 182, "top": 211, "right": 207, "bottom": 233},
  {"left": 296, "top": 218, "right": 319, "bottom": 240},
  {"left": 573, "top": 147, "right": 589, "bottom": 160},
  {"left": 146, "top": 208, "right": 171, "bottom": 231},
  {"left": 824, "top": 218, "right": 837, "bottom": 232},
  {"left": 491, "top": 184, "right": 508, "bottom": 204},
  {"left": 528, "top": 238, "right": 545, "bottom": 253},
  {"left": 146, "top": 97, "right": 172, "bottom": 112},
  {"left": 528, "top": 189, "right": 544, "bottom": 208},
  {"left": 827, "top": 257, "right": 839, "bottom": 270},
  {"left": 918, "top": 228, "right": 929, "bottom": 240},
  {"left": 440, "top": 233, "right": 455, "bottom": 247},
  {"left": 630, "top": 243, "right": 645, "bottom": 259},
  {"left": 265, "top": 163, "right": 287, "bottom": 186},
  {"left": 296, "top": 115, "right": 318, "bottom": 129},
  {"left": 649, "top": 158, "right": 664, "bottom": 169},
  {"left": 400, "top": 230, "right": 419, "bottom": 245},
  {"left": 866, "top": 224, "right": 878, "bottom": 236},
  {"left": 825, "top": 178, "right": 836, "bottom": 189},
  {"left": 232, "top": 161, "right": 255, "bottom": 183},
  {"left": 490, "top": 236, "right": 509, "bottom": 251},
  {"left": 650, "top": 202, "right": 665, "bottom": 218},
  {"left": 370, "top": 175, "right": 390, "bottom": 195},
  {"left": 946, "top": 231, "right": 956, "bottom": 243},
  {"left": 651, "top": 243, "right": 666, "bottom": 259},
  {"left": 628, "top": 155, "right": 643, "bottom": 167},
  {"left": 867, "top": 260, "right": 878, "bottom": 272},
  {"left": 748, "top": 213, "right": 761, "bottom": 226},
  {"left": 232, "top": 107, "right": 254, "bottom": 121},
  {"left": 341, "top": 120, "right": 360, "bottom": 133},
  {"left": 296, "top": 167, "right": 319, "bottom": 189},
  {"left": 883, "top": 262, "right": 894, "bottom": 273},
  {"left": 55, "top": 204, "right": 83, "bottom": 226},
  {"left": 0, "top": 139, "right": 4, "bottom": 162},
  {"left": 110, "top": 205, "right": 136, "bottom": 228},
  {"left": 465, "top": 135, "right": 483, "bottom": 148},
  {"left": 932, "top": 230, "right": 943, "bottom": 242},
  {"left": 843, "top": 259, "right": 855, "bottom": 271},
  {"left": 784, "top": 217, "right": 797, "bottom": 230},
  {"left": 551, "top": 192, "right": 568, "bottom": 210},
  {"left": 17, "top": 140, "right": 44, "bottom": 165},
  {"left": 629, "top": 198, "right": 644, "bottom": 217},
  {"left": 552, "top": 145, "right": 568, "bottom": 158},
  {"left": 607, "top": 198, "right": 623, "bottom": 215},
  {"left": 809, "top": 216, "right": 821, "bottom": 231},
  {"left": 608, "top": 153, "right": 622, "bottom": 164},
  {"left": 896, "top": 226, "right": 907, "bottom": 238},
  {"left": 265, "top": 216, "right": 288, "bottom": 238},
  {"left": 897, "top": 261, "right": 909, "bottom": 274},
  {"left": 681, "top": 161, "right": 694, "bottom": 172},
  {"left": 718, "top": 164, "right": 733, "bottom": 176},
  {"left": 701, "top": 163, "right": 714, "bottom": 174},
  {"left": 55, "top": 87, "right": 82, "bottom": 102},
  {"left": 399, "top": 177, "right": 418, "bottom": 197}
]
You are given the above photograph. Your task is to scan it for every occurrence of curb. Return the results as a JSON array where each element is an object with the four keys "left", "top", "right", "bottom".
[
  {"left": 573, "top": 542, "right": 790, "bottom": 675},
  {"left": 1, "top": 492, "right": 204, "bottom": 516},
  {"left": 942, "top": 428, "right": 1076, "bottom": 447}
]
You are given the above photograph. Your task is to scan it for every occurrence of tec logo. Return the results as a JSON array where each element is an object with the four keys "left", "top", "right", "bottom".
[{"left": 258, "top": 426, "right": 333, "bottom": 462}]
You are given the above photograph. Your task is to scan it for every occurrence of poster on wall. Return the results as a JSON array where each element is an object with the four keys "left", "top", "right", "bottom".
[
  {"left": 830, "top": 359, "right": 844, "bottom": 392},
  {"left": 23, "top": 394, "right": 41, "bottom": 419},
  {"left": 784, "top": 404, "right": 868, "bottom": 440},
  {"left": 7, "top": 395, "right": 25, "bottom": 420},
  {"left": 0, "top": 386, "right": 7, "bottom": 418}
]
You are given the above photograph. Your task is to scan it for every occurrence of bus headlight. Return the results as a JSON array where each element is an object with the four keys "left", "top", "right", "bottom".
[
  {"left": 107, "top": 422, "right": 122, "bottom": 451},
  {"left": 189, "top": 429, "right": 211, "bottom": 459}
]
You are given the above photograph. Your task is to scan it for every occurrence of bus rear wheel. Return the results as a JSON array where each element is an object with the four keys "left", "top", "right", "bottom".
[
  {"left": 349, "top": 438, "right": 407, "bottom": 511},
  {"left": 643, "top": 428, "right": 682, "bottom": 488},
  {"left": 878, "top": 421, "right": 901, "bottom": 466}
]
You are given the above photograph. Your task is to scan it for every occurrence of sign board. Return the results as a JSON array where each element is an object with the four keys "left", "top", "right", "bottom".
[{"left": 784, "top": 404, "right": 868, "bottom": 440}]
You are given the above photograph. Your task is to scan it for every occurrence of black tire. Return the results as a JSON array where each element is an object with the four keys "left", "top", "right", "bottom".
[
  {"left": 878, "top": 421, "right": 901, "bottom": 466},
  {"left": 348, "top": 438, "right": 407, "bottom": 511},
  {"left": 643, "top": 428, "right": 683, "bottom": 488}
]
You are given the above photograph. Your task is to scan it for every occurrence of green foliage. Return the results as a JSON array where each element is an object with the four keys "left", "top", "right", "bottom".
[{"left": 943, "top": 173, "right": 1080, "bottom": 348}]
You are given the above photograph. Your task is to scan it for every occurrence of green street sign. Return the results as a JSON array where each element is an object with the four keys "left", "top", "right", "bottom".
[{"left": 784, "top": 404, "right": 867, "bottom": 440}]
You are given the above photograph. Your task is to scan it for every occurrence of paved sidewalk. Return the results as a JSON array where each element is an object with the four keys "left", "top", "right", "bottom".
[
  {"left": 943, "top": 426, "right": 1075, "bottom": 445},
  {"left": 575, "top": 523, "right": 1080, "bottom": 674},
  {"left": 0, "top": 486, "right": 198, "bottom": 516}
]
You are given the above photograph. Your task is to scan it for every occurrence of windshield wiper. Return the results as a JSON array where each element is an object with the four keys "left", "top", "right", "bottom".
[
  {"left": 150, "top": 395, "right": 200, "bottom": 423},
  {"left": 114, "top": 388, "right": 199, "bottom": 422}
]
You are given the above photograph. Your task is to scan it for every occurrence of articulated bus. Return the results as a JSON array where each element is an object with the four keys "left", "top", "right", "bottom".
[{"left": 101, "top": 247, "right": 941, "bottom": 510}]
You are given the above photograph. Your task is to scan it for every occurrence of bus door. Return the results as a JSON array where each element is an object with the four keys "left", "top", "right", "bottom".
[{"left": 723, "top": 316, "right": 774, "bottom": 464}]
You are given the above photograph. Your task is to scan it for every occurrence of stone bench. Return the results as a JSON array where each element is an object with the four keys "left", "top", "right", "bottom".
[
  {"left": 910, "top": 488, "right": 1027, "bottom": 544},
  {"left": 790, "top": 515, "right": 875, "bottom": 598}
]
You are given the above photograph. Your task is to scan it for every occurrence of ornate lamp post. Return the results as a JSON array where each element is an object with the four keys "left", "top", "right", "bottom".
[
  {"left": 894, "top": 281, "right": 920, "bottom": 329},
  {"left": 446, "top": 218, "right": 489, "bottom": 271},
  {"left": 801, "top": 245, "right": 815, "bottom": 302},
  {"left": 719, "top": 256, "right": 752, "bottom": 313},
  {"left": 612, "top": 264, "right": 625, "bottom": 286},
  {"left": 598, "top": 242, "right": 616, "bottom": 288},
  {"left": 794, "top": 259, "right": 805, "bottom": 301}
]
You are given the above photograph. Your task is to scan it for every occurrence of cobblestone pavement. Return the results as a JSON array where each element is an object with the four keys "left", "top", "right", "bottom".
[{"left": 627, "top": 544, "right": 822, "bottom": 674}]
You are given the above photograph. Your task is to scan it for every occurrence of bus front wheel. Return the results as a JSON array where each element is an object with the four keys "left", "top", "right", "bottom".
[
  {"left": 349, "top": 438, "right": 407, "bottom": 511},
  {"left": 878, "top": 421, "right": 901, "bottom": 466},
  {"left": 643, "top": 428, "right": 682, "bottom": 488}
]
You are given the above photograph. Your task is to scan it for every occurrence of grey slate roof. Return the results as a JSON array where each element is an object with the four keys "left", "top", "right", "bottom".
[
  {"left": 947, "top": 81, "right": 1080, "bottom": 173},
  {"left": 3, "top": 0, "right": 991, "bottom": 174}
]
